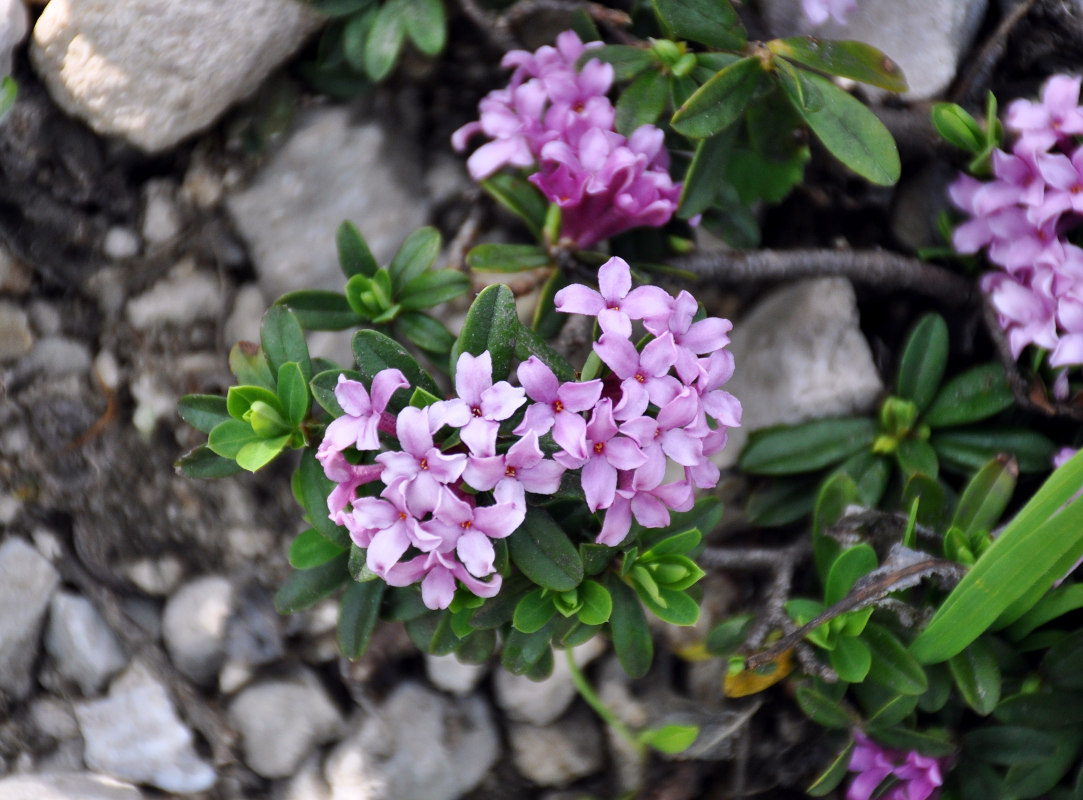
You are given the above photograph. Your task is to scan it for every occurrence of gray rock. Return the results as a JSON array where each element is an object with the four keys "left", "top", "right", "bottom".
[
  {"left": 11, "top": 337, "right": 92, "bottom": 383},
  {"left": 0, "top": 247, "right": 31, "bottom": 294},
  {"left": 126, "top": 258, "right": 225, "bottom": 331},
  {"left": 161, "top": 575, "right": 233, "bottom": 685},
  {"left": 118, "top": 556, "right": 184, "bottom": 596},
  {"left": 227, "top": 107, "right": 430, "bottom": 300},
  {"left": 0, "top": 773, "right": 143, "bottom": 800},
  {"left": 761, "top": 0, "right": 987, "bottom": 101},
  {"left": 494, "top": 638, "right": 607, "bottom": 726},
  {"left": 508, "top": 706, "right": 604, "bottom": 787},
  {"left": 229, "top": 669, "right": 344, "bottom": 779},
  {"left": 272, "top": 754, "right": 332, "bottom": 800},
  {"left": 325, "top": 682, "right": 499, "bottom": 800},
  {"left": 716, "top": 278, "right": 883, "bottom": 467},
  {"left": 75, "top": 661, "right": 216, "bottom": 794},
  {"left": 45, "top": 591, "right": 128, "bottom": 696},
  {"left": 103, "top": 227, "right": 141, "bottom": 261},
  {"left": 29, "top": 696, "right": 80, "bottom": 741},
  {"left": 0, "top": 301, "right": 33, "bottom": 362},
  {"left": 0, "top": 537, "right": 60, "bottom": 699},
  {"left": 141, "top": 180, "right": 182, "bottom": 245},
  {"left": 0, "top": 0, "right": 27, "bottom": 76},
  {"left": 29, "top": 0, "right": 322, "bottom": 152},
  {"left": 424, "top": 654, "right": 487, "bottom": 697}
]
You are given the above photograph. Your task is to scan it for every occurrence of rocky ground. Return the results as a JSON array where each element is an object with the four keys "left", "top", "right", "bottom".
[{"left": 1, "top": 0, "right": 1081, "bottom": 799}]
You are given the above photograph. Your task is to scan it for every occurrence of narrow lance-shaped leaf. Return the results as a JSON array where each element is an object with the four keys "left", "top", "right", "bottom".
[
  {"left": 364, "top": 0, "right": 406, "bottom": 81},
  {"left": 337, "top": 580, "right": 386, "bottom": 660},
  {"left": 402, "top": 0, "right": 445, "bottom": 56},
  {"left": 178, "top": 394, "right": 232, "bottom": 434},
  {"left": 261, "top": 305, "right": 312, "bottom": 384},
  {"left": 615, "top": 68, "right": 669, "bottom": 136},
  {"left": 388, "top": 226, "right": 442, "bottom": 292},
  {"left": 951, "top": 455, "right": 1017, "bottom": 536},
  {"left": 352, "top": 329, "right": 442, "bottom": 404},
  {"left": 175, "top": 445, "right": 245, "bottom": 479},
  {"left": 895, "top": 313, "right": 949, "bottom": 412},
  {"left": 336, "top": 220, "right": 378, "bottom": 278},
  {"left": 678, "top": 127, "right": 736, "bottom": 220},
  {"left": 451, "top": 283, "right": 518, "bottom": 381},
  {"left": 275, "top": 290, "right": 364, "bottom": 331},
  {"left": 739, "top": 417, "right": 877, "bottom": 475},
  {"left": 606, "top": 573, "right": 654, "bottom": 678},
  {"left": 274, "top": 552, "right": 350, "bottom": 614},
  {"left": 508, "top": 508, "right": 584, "bottom": 592},
  {"left": 480, "top": 173, "right": 547, "bottom": 239},
  {"left": 466, "top": 243, "right": 551, "bottom": 273},
  {"left": 652, "top": 0, "right": 746, "bottom": 50},
  {"left": 922, "top": 363, "right": 1014, "bottom": 427},
  {"left": 768, "top": 37, "right": 908, "bottom": 93},
  {"left": 671, "top": 57, "right": 763, "bottom": 139}
]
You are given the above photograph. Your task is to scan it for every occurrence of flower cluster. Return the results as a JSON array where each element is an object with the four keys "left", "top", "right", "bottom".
[
  {"left": 452, "top": 31, "right": 681, "bottom": 248},
  {"left": 846, "top": 732, "right": 945, "bottom": 800},
  {"left": 314, "top": 258, "right": 738, "bottom": 609},
  {"left": 802, "top": 0, "right": 857, "bottom": 26},
  {"left": 950, "top": 74, "right": 1083, "bottom": 395}
]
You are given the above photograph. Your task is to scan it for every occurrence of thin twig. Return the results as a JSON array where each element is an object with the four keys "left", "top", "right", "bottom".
[
  {"left": 672, "top": 248, "right": 974, "bottom": 305},
  {"left": 950, "top": 0, "right": 1043, "bottom": 106},
  {"left": 446, "top": 195, "right": 484, "bottom": 273},
  {"left": 456, "top": 0, "right": 632, "bottom": 52}
]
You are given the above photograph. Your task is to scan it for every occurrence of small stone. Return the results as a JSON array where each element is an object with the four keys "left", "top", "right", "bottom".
[
  {"left": 130, "top": 370, "right": 181, "bottom": 437},
  {"left": 0, "top": 302, "right": 33, "bottom": 362},
  {"left": 27, "top": 301, "right": 62, "bottom": 336},
  {"left": 271, "top": 754, "right": 331, "bottom": 800},
  {"left": 0, "top": 0, "right": 28, "bottom": 76},
  {"left": 75, "top": 661, "right": 216, "bottom": 794},
  {"left": 0, "top": 773, "right": 144, "bottom": 800},
  {"left": 15, "top": 337, "right": 91, "bottom": 380},
  {"left": 141, "top": 181, "right": 182, "bottom": 244},
  {"left": 84, "top": 267, "right": 128, "bottom": 317},
  {"left": 161, "top": 575, "right": 233, "bottom": 686},
  {"left": 29, "top": 696, "right": 80, "bottom": 741},
  {"left": 45, "top": 591, "right": 128, "bottom": 696},
  {"left": 120, "top": 556, "right": 184, "bottom": 596},
  {"left": 508, "top": 706, "right": 604, "bottom": 787},
  {"left": 424, "top": 654, "right": 487, "bottom": 697},
  {"left": 717, "top": 278, "right": 883, "bottom": 467},
  {"left": 0, "top": 247, "right": 31, "bottom": 294},
  {"left": 126, "top": 258, "right": 224, "bottom": 331},
  {"left": 0, "top": 494, "right": 19, "bottom": 526},
  {"left": 494, "top": 638, "right": 607, "bottom": 726},
  {"left": 225, "top": 284, "right": 266, "bottom": 347},
  {"left": 325, "top": 682, "right": 499, "bottom": 800},
  {"left": 0, "top": 537, "right": 60, "bottom": 699},
  {"left": 103, "top": 227, "right": 141, "bottom": 261},
  {"left": 229, "top": 669, "right": 345, "bottom": 779}
]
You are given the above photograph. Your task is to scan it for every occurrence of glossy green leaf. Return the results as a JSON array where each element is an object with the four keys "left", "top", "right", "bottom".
[
  {"left": 508, "top": 508, "right": 584, "bottom": 592},
  {"left": 352, "top": 329, "right": 441, "bottom": 406},
  {"left": 606, "top": 573, "right": 653, "bottom": 678},
  {"left": 705, "top": 614, "right": 753, "bottom": 656},
  {"left": 863, "top": 623, "right": 928, "bottom": 695},
  {"left": 923, "top": 364, "right": 1014, "bottom": 427},
  {"left": 451, "top": 283, "right": 518, "bottom": 382},
  {"left": 895, "top": 313, "right": 949, "bottom": 412},
  {"left": 577, "top": 579, "right": 613, "bottom": 626},
  {"left": 806, "top": 739, "right": 855, "bottom": 796},
  {"left": 388, "top": 226, "right": 441, "bottom": 292},
  {"left": 830, "top": 635, "right": 871, "bottom": 683},
  {"left": 778, "top": 67, "right": 900, "bottom": 186},
  {"left": 277, "top": 362, "right": 310, "bottom": 427},
  {"left": 932, "top": 102, "right": 987, "bottom": 154},
  {"left": 466, "top": 243, "right": 550, "bottom": 273},
  {"left": 340, "top": 10, "right": 376, "bottom": 72},
  {"left": 513, "top": 588, "right": 556, "bottom": 633},
  {"left": 745, "top": 475, "right": 819, "bottom": 526},
  {"left": 226, "top": 384, "right": 283, "bottom": 424},
  {"left": 276, "top": 290, "right": 364, "bottom": 331},
  {"left": 1008, "top": 583, "right": 1083, "bottom": 641},
  {"left": 616, "top": 68, "right": 669, "bottom": 136},
  {"left": 393, "top": 312, "right": 453, "bottom": 356},
  {"left": 402, "top": 0, "right": 445, "bottom": 55},
  {"left": 901, "top": 474, "right": 949, "bottom": 531},
  {"left": 739, "top": 417, "right": 877, "bottom": 475},
  {"left": 399, "top": 269, "right": 469, "bottom": 311},
  {"left": 175, "top": 445, "right": 244, "bottom": 479},
  {"left": 853, "top": 682, "right": 918, "bottom": 727},
  {"left": 337, "top": 220, "right": 379, "bottom": 277},
  {"left": 952, "top": 454, "right": 1017, "bottom": 536},
  {"left": 867, "top": 727, "right": 955, "bottom": 758},
  {"left": 948, "top": 637, "right": 1002, "bottom": 715},
  {"left": 274, "top": 552, "right": 350, "bottom": 613},
  {"left": 1004, "top": 729, "right": 1083, "bottom": 798},
  {"left": 348, "top": 543, "right": 378, "bottom": 582},
  {"left": 1043, "top": 629, "right": 1083, "bottom": 690},
  {"left": 639, "top": 586, "right": 700, "bottom": 626},
  {"left": 514, "top": 322, "right": 576, "bottom": 383},
  {"left": 652, "top": 0, "right": 745, "bottom": 50},
  {"left": 796, "top": 684, "right": 853, "bottom": 729},
  {"left": 207, "top": 419, "right": 261, "bottom": 459},
  {"left": 671, "top": 57, "right": 762, "bottom": 139},
  {"left": 825, "top": 544, "right": 877, "bottom": 605},
  {"left": 309, "top": 368, "right": 359, "bottom": 417},
  {"left": 297, "top": 448, "right": 352, "bottom": 548},
  {"left": 896, "top": 439, "right": 939, "bottom": 480},
  {"left": 678, "top": 128, "right": 735, "bottom": 220},
  {"left": 178, "top": 394, "right": 231, "bottom": 434},
  {"left": 812, "top": 473, "right": 857, "bottom": 578},
  {"left": 337, "top": 579, "right": 385, "bottom": 659},
  {"left": 364, "top": 0, "right": 405, "bottom": 80},
  {"left": 289, "top": 527, "right": 347, "bottom": 569},
  {"left": 261, "top": 305, "right": 312, "bottom": 384},
  {"left": 229, "top": 342, "right": 276, "bottom": 391},
  {"left": 480, "top": 173, "right": 547, "bottom": 239},
  {"left": 932, "top": 428, "right": 1055, "bottom": 474},
  {"left": 502, "top": 621, "right": 555, "bottom": 674},
  {"left": 639, "top": 724, "right": 699, "bottom": 754},
  {"left": 583, "top": 44, "right": 655, "bottom": 81},
  {"left": 457, "top": 628, "right": 497, "bottom": 664},
  {"left": 963, "top": 726, "right": 1059, "bottom": 766},
  {"left": 769, "top": 37, "right": 907, "bottom": 92},
  {"left": 995, "top": 690, "right": 1083, "bottom": 728}
]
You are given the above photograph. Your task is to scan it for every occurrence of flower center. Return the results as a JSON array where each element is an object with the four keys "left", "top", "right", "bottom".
[
  {"left": 419, "top": 458, "right": 429, "bottom": 470},
  {"left": 461, "top": 520, "right": 472, "bottom": 529},
  {"left": 634, "top": 372, "right": 646, "bottom": 383},
  {"left": 593, "top": 441, "right": 605, "bottom": 454},
  {"left": 1072, "top": 184, "right": 1082, "bottom": 195},
  {"left": 553, "top": 399, "right": 564, "bottom": 413},
  {"left": 399, "top": 511, "right": 407, "bottom": 520},
  {"left": 471, "top": 405, "right": 483, "bottom": 417},
  {"left": 505, "top": 465, "right": 517, "bottom": 477}
]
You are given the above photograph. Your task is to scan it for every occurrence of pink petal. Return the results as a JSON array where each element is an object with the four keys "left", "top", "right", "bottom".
[
  {"left": 517, "top": 356, "right": 559, "bottom": 402},
  {"left": 596, "top": 494, "right": 632, "bottom": 546},
  {"left": 480, "top": 381, "right": 526, "bottom": 421},
  {"left": 370, "top": 369, "right": 409, "bottom": 414},
  {"left": 661, "top": 427, "right": 704, "bottom": 466},
  {"left": 604, "top": 436, "right": 648, "bottom": 470},
  {"left": 334, "top": 376, "right": 373, "bottom": 417},
  {"left": 463, "top": 454, "right": 507, "bottom": 491},
  {"left": 552, "top": 411, "right": 589, "bottom": 457},
  {"left": 461, "top": 419, "right": 500, "bottom": 458},
  {"left": 518, "top": 459, "right": 565, "bottom": 494},
  {"left": 594, "top": 333, "right": 640, "bottom": 380},
  {"left": 421, "top": 566, "right": 457, "bottom": 609},
  {"left": 621, "top": 285, "right": 673, "bottom": 321},
  {"left": 396, "top": 406, "right": 434, "bottom": 456},
  {"left": 366, "top": 523, "right": 411, "bottom": 574},
  {"left": 630, "top": 491, "right": 670, "bottom": 528},
  {"left": 457, "top": 529, "right": 497, "bottom": 577},
  {"left": 582, "top": 455, "right": 618, "bottom": 511},
  {"left": 597, "top": 256, "right": 632, "bottom": 303},
  {"left": 640, "top": 332, "right": 678, "bottom": 376},
  {"left": 514, "top": 402, "right": 556, "bottom": 437},
  {"left": 557, "top": 379, "right": 603, "bottom": 412},
  {"left": 555, "top": 284, "right": 605, "bottom": 316},
  {"left": 454, "top": 351, "right": 493, "bottom": 406}
]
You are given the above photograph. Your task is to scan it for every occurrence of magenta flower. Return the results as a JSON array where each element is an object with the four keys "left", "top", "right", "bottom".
[
  {"left": 319, "top": 451, "right": 383, "bottom": 527},
  {"left": 597, "top": 478, "right": 694, "bottom": 547},
  {"left": 384, "top": 547, "right": 502, "bottom": 610},
  {"left": 1006, "top": 74, "right": 1083, "bottom": 155},
  {"left": 424, "top": 480, "right": 526, "bottom": 579},
  {"left": 463, "top": 429, "right": 565, "bottom": 495},
  {"left": 514, "top": 355, "right": 602, "bottom": 454},
  {"left": 645, "top": 290, "right": 734, "bottom": 383},
  {"left": 846, "top": 732, "right": 945, "bottom": 800},
  {"left": 440, "top": 351, "right": 527, "bottom": 456},
  {"left": 554, "top": 398, "right": 646, "bottom": 511},
  {"left": 348, "top": 488, "right": 444, "bottom": 575},
  {"left": 376, "top": 405, "right": 467, "bottom": 516},
  {"left": 594, "top": 331, "right": 681, "bottom": 420},
  {"left": 802, "top": 0, "right": 857, "bottom": 25},
  {"left": 554, "top": 256, "right": 672, "bottom": 338},
  {"left": 316, "top": 369, "right": 408, "bottom": 464}
]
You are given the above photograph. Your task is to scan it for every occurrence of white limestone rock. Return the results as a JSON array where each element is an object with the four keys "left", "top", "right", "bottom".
[
  {"left": 494, "top": 638, "right": 607, "bottom": 726},
  {"left": 424, "top": 654, "right": 487, "bottom": 697},
  {"left": 30, "top": 0, "right": 322, "bottom": 152},
  {"left": 0, "top": 0, "right": 27, "bottom": 77},
  {"left": 507, "top": 707, "right": 604, "bottom": 787},
  {"left": 161, "top": 574, "right": 233, "bottom": 686},
  {"left": 45, "top": 591, "right": 128, "bottom": 696},
  {"left": 0, "top": 537, "right": 60, "bottom": 699},
  {"left": 0, "top": 773, "right": 144, "bottom": 800}
]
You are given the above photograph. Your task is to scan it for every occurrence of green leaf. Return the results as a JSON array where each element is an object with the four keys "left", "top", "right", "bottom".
[
  {"left": 835, "top": 450, "right": 891, "bottom": 507},
  {"left": 830, "top": 635, "right": 871, "bottom": 683},
  {"left": 466, "top": 243, "right": 551, "bottom": 273},
  {"left": 768, "top": 37, "right": 908, "bottom": 92},
  {"left": 207, "top": 419, "right": 261, "bottom": 459},
  {"left": 577, "top": 580, "right": 612, "bottom": 626},
  {"left": 297, "top": 448, "right": 352, "bottom": 548},
  {"left": 480, "top": 173, "right": 547, "bottom": 239},
  {"left": 261, "top": 305, "right": 312, "bottom": 384},
  {"left": 932, "top": 102, "right": 987, "bottom": 154},
  {"left": 671, "top": 57, "right": 762, "bottom": 139},
  {"left": 470, "top": 576, "right": 533, "bottom": 629},
  {"left": 1004, "top": 729, "right": 1083, "bottom": 798},
  {"left": 639, "top": 586, "right": 700, "bottom": 626},
  {"left": 340, "top": 11, "right": 376, "bottom": 72},
  {"left": 639, "top": 724, "right": 699, "bottom": 754},
  {"left": 678, "top": 129, "right": 735, "bottom": 220},
  {"left": 394, "top": 311, "right": 456, "bottom": 355},
  {"left": 236, "top": 434, "right": 291, "bottom": 471},
  {"left": 364, "top": 0, "right": 406, "bottom": 80},
  {"left": 952, "top": 455, "right": 1017, "bottom": 536},
  {"left": 995, "top": 690, "right": 1083, "bottom": 728},
  {"left": 226, "top": 384, "right": 284, "bottom": 423},
  {"left": 348, "top": 543, "right": 379, "bottom": 582},
  {"left": 0, "top": 76, "right": 16, "bottom": 120},
  {"left": 796, "top": 684, "right": 853, "bottom": 729},
  {"left": 778, "top": 67, "right": 900, "bottom": 186},
  {"left": 389, "top": 226, "right": 442, "bottom": 292},
  {"left": 652, "top": 0, "right": 745, "bottom": 50},
  {"left": 825, "top": 544, "right": 877, "bottom": 605},
  {"left": 457, "top": 628, "right": 497, "bottom": 664},
  {"left": 806, "top": 739, "right": 855, "bottom": 797},
  {"left": 336, "top": 220, "right": 379, "bottom": 277},
  {"left": 514, "top": 323, "right": 576, "bottom": 382},
  {"left": 616, "top": 69, "right": 669, "bottom": 136},
  {"left": 1008, "top": 583, "right": 1083, "bottom": 641},
  {"left": 512, "top": 588, "right": 556, "bottom": 633},
  {"left": 175, "top": 445, "right": 245, "bottom": 479},
  {"left": 963, "top": 726, "right": 1060, "bottom": 766},
  {"left": 901, "top": 474, "right": 949, "bottom": 533},
  {"left": 178, "top": 394, "right": 231, "bottom": 434},
  {"left": 353, "top": 329, "right": 441, "bottom": 405},
  {"left": 502, "top": 621, "right": 555, "bottom": 674},
  {"left": 705, "top": 615, "right": 753, "bottom": 656},
  {"left": 274, "top": 552, "right": 350, "bottom": 613},
  {"left": 451, "top": 284, "right": 518, "bottom": 382},
  {"left": 812, "top": 473, "right": 857, "bottom": 578},
  {"left": 508, "top": 508, "right": 584, "bottom": 592},
  {"left": 606, "top": 573, "right": 654, "bottom": 678},
  {"left": 277, "top": 362, "right": 310, "bottom": 427},
  {"left": 337, "top": 579, "right": 385, "bottom": 659},
  {"left": 866, "top": 727, "right": 955, "bottom": 758},
  {"left": 863, "top": 623, "right": 928, "bottom": 695},
  {"left": 922, "top": 364, "right": 1014, "bottom": 427},
  {"left": 584, "top": 44, "right": 655, "bottom": 81},
  {"left": 275, "top": 290, "right": 364, "bottom": 331},
  {"left": 855, "top": 682, "right": 919, "bottom": 726},
  {"left": 895, "top": 439, "right": 939, "bottom": 480},
  {"left": 745, "top": 475, "right": 819, "bottom": 526},
  {"left": 642, "top": 529, "right": 702, "bottom": 559},
  {"left": 399, "top": 269, "right": 469, "bottom": 311},
  {"left": 948, "top": 637, "right": 1002, "bottom": 715},
  {"left": 739, "top": 417, "right": 876, "bottom": 475},
  {"left": 1042, "top": 629, "right": 1083, "bottom": 690},
  {"left": 895, "top": 313, "right": 949, "bottom": 412},
  {"left": 402, "top": 0, "right": 445, "bottom": 56},
  {"left": 229, "top": 342, "right": 276, "bottom": 391},
  {"left": 289, "top": 528, "right": 347, "bottom": 569},
  {"left": 932, "top": 428, "right": 1055, "bottom": 474}
]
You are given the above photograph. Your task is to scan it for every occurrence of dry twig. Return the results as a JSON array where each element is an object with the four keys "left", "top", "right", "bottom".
[{"left": 950, "top": 0, "right": 1043, "bottom": 106}]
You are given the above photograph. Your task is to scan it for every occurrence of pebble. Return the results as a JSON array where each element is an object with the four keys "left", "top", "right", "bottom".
[
  {"left": 0, "top": 0, "right": 27, "bottom": 76},
  {"left": 424, "top": 654, "right": 487, "bottom": 697},
  {"left": 75, "top": 661, "right": 216, "bottom": 794},
  {"left": 0, "top": 537, "right": 60, "bottom": 699},
  {"left": 160, "top": 574, "right": 233, "bottom": 686},
  {"left": 29, "top": 696, "right": 80, "bottom": 741},
  {"left": 0, "top": 247, "right": 31, "bottom": 294},
  {"left": 141, "top": 181, "right": 182, "bottom": 245},
  {"left": 0, "top": 773, "right": 144, "bottom": 800},
  {"left": 120, "top": 556, "right": 184, "bottom": 596},
  {"left": 493, "top": 638, "right": 606, "bottom": 726},
  {"left": 0, "top": 301, "right": 33, "bottom": 362},
  {"left": 225, "top": 284, "right": 266, "bottom": 347},
  {"left": 507, "top": 706, "right": 604, "bottom": 787},
  {"left": 13, "top": 337, "right": 92, "bottom": 381},
  {"left": 324, "top": 682, "right": 499, "bottom": 800},
  {"left": 103, "top": 227, "right": 141, "bottom": 261},
  {"left": 125, "top": 258, "right": 224, "bottom": 331},
  {"left": 229, "top": 669, "right": 344, "bottom": 779},
  {"left": 717, "top": 278, "right": 883, "bottom": 467},
  {"left": 44, "top": 592, "right": 128, "bottom": 696}
]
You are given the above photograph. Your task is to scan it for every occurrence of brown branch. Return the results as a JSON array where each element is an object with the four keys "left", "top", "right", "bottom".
[
  {"left": 672, "top": 248, "right": 975, "bottom": 305},
  {"left": 455, "top": 0, "right": 632, "bottom": 52},
  {"left": 950, "top": 0, "right": 1042, "bottom": 106}
]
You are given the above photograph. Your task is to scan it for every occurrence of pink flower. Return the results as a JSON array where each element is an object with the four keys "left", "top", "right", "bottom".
[
  {"left": 424, "top": 481, "right": 526, "bottom": 579},
  {"left": 463, "top": 429, "right": 566, "bottom": 495},
  {"left": 316, "top": 370, "right": 408, "bottom": 464},
  {"left": 593, "top": 331, "right": 681, "bottom": 420},
  {"left": 846, "top": 731, "right": 945, "bottom": 800},
  {"left": 554, "top": 398, "right": 647, "bottom": 511},
  {"left": 439, "top": 351, "right": 526, "bottom": 456},
  {"left": 802, "top": 0, "right": 857, "bottom": 25},
  {"left": 384, "top": 547, "right": 502, "bottom": 610},
  {"left": 645, "top": 289, "right": 734, "bottom": 383},
  {"left": 1006, "top": 74, "right": 1083, "bottom": 155},
  {"left": 555, "top": 256, "right": 672, "bottom": 338},
  {"left": 376, "top": 405, "right": 467, "bottom": 516},
  {"left": 514, "top": 355, "right": 602, "bottom": 455},
  {"left": 348, "top": 488, "right": 444, "bottom": 574}
]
